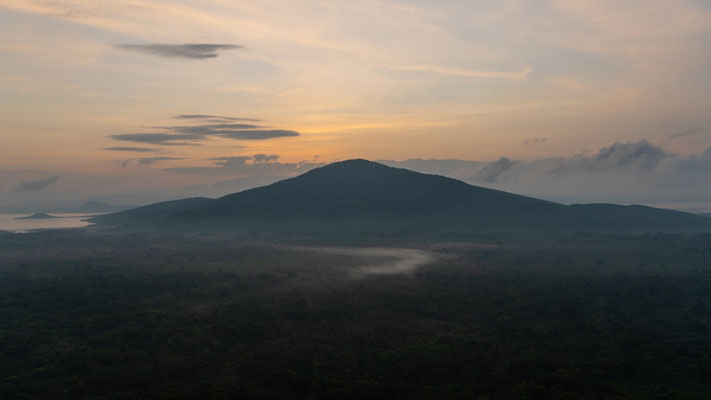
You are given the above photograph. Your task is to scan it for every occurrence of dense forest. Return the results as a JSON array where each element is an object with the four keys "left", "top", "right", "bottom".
[{"left": 1, "top": 230, "right": 711, "bottom": 399}]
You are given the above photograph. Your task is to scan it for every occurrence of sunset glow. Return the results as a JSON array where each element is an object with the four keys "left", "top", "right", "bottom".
[{"left": 2, "top": 0, "right": 711, "bottom": 210}]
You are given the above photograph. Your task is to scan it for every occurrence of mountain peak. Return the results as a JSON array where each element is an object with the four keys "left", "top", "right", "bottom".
[
  {"left": 91, "top": 160, "right": 710, "bottom": 232},
  {"left": 301, "top": 158, "right": 398, "bottom": 176}
]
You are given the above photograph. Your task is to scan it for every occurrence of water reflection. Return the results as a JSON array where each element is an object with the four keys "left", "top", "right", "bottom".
[{"left": 0, "top": 214, "right": 96, "bottom": 233}]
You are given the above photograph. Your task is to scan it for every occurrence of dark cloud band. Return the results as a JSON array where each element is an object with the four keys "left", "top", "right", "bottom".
[
  {"left": 174, "top": 115, "right": 261, "bottom": 122},
  {"left": 115, "top": 44, "right": 243, "bottom": 60},
  {"left": 109, "top": 133, "right": 202, "bottom": 145},
  {"left": 107, "top": 115, "right": 300, "bottom": 146},
  {"left": 105, "top": 147, "right": 157, "bottom": 152}
]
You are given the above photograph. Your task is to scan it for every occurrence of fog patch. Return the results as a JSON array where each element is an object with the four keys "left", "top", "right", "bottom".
[{"left": 292, "top": 247, "right": 436, "bottom": 277}]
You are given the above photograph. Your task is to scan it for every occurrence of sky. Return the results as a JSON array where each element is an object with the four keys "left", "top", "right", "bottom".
[{"left": 1, "top": 0, "right": 711, "bottom": 211}]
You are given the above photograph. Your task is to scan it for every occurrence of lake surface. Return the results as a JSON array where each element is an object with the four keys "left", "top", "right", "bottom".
[{"left": 0, "top": 214, "right": 96, "bottom": 233}]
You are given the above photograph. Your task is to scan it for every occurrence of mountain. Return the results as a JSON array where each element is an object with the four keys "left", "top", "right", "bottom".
[{"left": 91, "top": 159, "right": 710, "bottom": 232}]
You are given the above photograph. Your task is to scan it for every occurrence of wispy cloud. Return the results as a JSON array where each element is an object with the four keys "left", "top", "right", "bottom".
[
  {"left": 208, "top": 129, "right": 299, "bottom": 140},
  {"left": 551, "top": 140, "right": 669, "bottom": 174},
  {"left": 473, "top": 157, "right": 515, "bottom": 183},
  {"left": 15, "top": 176, "right": 60, "bottom": 192},
  {"left": 109, "top": 133, "right": 202, "bottom": 146},
  {"left": 168, "top": 154, "right": 323, "bottom": 175},
  {"left": 386, "top": 65, "right": 531, "bottom": 80},
  {"left": 136, "top": 157, "right": 185, "bottom": 166},
  {"left": 104, "top": 147, "right": 158, "bottom": 152},
  {"left": 669, "top": 129, "right": 704, "bottom": 139},
  {"left": 524, "top": 137, "right": 547, "bottom": 145},
  {"left": 383, "top": 139, "right": 711, "bottom": 205},
  {"left": 120, "top": 157, "right": 187, "bottom": 168},
  {"left": 166, "top": 123, "right": 265, "bottom": 133},
  {"left": 115, "top": 44, "right": 243, "bottom": 60},
  {"left": 108, "top": 114, "right": 300, "bottom": 146},
  {"left": 174, "top": 115, "right": 261, "bottom": 122}
]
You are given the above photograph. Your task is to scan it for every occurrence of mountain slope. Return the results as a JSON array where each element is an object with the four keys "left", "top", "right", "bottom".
[{"left": 91, "top": 159, "right": 710, "bottom": 232}]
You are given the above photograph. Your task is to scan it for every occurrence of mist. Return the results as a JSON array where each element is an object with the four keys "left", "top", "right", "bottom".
[{"left": 291, "top": 246, "right": 437, "bottom": 277}]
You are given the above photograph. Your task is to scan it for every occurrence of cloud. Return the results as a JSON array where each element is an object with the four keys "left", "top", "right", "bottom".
[
  {"left": 15, "top": 176, "right": 60, "bottom": 192},
  {"left": 212, "top": 129, "right": 300, "bottom": 140},
  {"left": 174, "top": 115, "right": 261, "bottom": 122},
  {"left": 164, "top": 124, "right": 299, "bottom": 139},
  {"left": 168, "top": 154, "right": 324, "bottom": 176},
  {"left": 115, "top": 44, "right": 243, "bottom": 60},
  {"left": 108, "top": 115, "right": 300, "bottom": 146},
  {"left": 252, "top": 154, "right": 279, "bottom": 163},
  {"left": 105, "top": 147, "right": 157, "bottom": 152},
  {"left": 120, "top": 157, "right": 186, "bottom": 167},
  {"left": 109, "top": 133, "right": 202, "bottom": 145},
  {"left": 136, "top": 157, "right": 185, "bottom": 166},
  {"left": 209, "top": 156, "right": 250, "bottom": 168},
  {"left": 456, "top": 140, "right": 669, "bottom": 185},
  {"left": 524, "top": 137, "right": 547, "bottom": 145},
  {"left": 472, "top": 157, "right": 516, "bottom": 183},
  {"left": 669, "top": 129, "right": 704, "bottom": 139},
  {"left": 386, "top": 65, "right": 531, "bottom": 80},
  {"left": 166, "top": 123, "right": 265, "bottom": 133},
  {"left": 381, "top": 140, "right": 711, "bottom": 206},
  {"left": 553, "top": 140, "right": 668, "bottom": 173}
]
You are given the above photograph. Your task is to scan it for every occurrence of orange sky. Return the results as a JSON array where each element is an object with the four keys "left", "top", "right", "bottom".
[{"left": 2, "top": 0, "right": 711, "bottom": 209}]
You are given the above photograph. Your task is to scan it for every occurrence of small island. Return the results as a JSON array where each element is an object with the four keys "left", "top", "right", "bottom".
[{"left": 15, "top": 213, "right": 61, "bottom": 220}]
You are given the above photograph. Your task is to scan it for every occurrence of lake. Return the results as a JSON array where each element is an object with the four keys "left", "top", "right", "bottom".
[{"left": 0, "top": 214, "right": 96, "bottom": 233}]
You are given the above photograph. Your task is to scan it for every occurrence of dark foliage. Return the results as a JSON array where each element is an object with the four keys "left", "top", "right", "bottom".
[{"left": 1, "top": 231, "right": 711, "bottom": 399}]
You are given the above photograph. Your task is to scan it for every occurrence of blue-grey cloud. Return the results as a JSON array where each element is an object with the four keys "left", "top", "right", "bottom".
[
  {"left": 109, "top": 133, "right": 202, "bottom": 145},
  {"left": 166, "top": 123, "right": 265, "bottom": 133},
  {"left": 252, "top": 154, "right": 279, "bottom": 163},
  {"left": 215, "top": 129, "right": 299, "bottom": 140},
  {"left": 120, "top": 157, "right": 187, "bottom": 168},
  {"left": 136, "top": 157, "right": 186, "bottom": 166},
  {"left": 105, "top": 147, "right": 157, "bottom": 152},
  {"left": 524, "top": 137, "right": 547, "bottom": 145},
  {"left": 553, "top": 140, "right": 668, "bottom": 173},
  {"left": 380, "top": 140, "right": 711, "bottom": 207},
  {"left": 108, "top": 115, "right": 300, "bottom": 146},
  {"left": 163, "top": 124, "right": 299, "bottom": 139},
  {"left": 473, "top": 157, "right": 516, "bottom": 183},
  {"left": 174, "top": 115, "right": 261, "bottom": 122},
  {"left": 115, "top": 44, "right": 243, "bottom": 59},
  {"left": 168, "top": 154, "right": 323, "bottom": 175},
  {"left": 15, "top": 176, "right": 60, "bottom": 192},
  {"left": 669, "top": 129, "right": 703, "bottom": 139}
]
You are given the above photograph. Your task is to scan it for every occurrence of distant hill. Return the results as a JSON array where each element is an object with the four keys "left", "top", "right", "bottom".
[
  {"left": 16, "top": 213, "right": 60, "bottom": 220},
  {"left": 76, "top": 201, "right": 135, "bottom": 214},
  {"left": 91, "top": 159, "right": 711, "bottom": 232}
]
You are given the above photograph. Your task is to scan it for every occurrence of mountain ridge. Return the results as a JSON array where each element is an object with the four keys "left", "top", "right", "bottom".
[{"left": 90, "top": 159, "right": 710, "bottom": 232}]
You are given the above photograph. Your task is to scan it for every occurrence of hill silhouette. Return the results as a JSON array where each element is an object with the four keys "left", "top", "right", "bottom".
[
  {"left": 77, "top": 201, "right": 135, "bottom": 214},
  {"left": 16, "top": 213, "right": 60, "bottom": 220},
  {"left": 91, "top": 159, "right": 710, "bottom": 232}
]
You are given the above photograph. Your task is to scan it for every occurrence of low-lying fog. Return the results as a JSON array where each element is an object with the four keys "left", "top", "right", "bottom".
[{"left": 290, "top": 246, "right": 437, "bottom": 277}]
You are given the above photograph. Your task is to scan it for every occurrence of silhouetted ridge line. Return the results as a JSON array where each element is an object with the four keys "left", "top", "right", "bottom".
[{"left": 90, "top": 159, "right": 710, "bottom": 232}]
